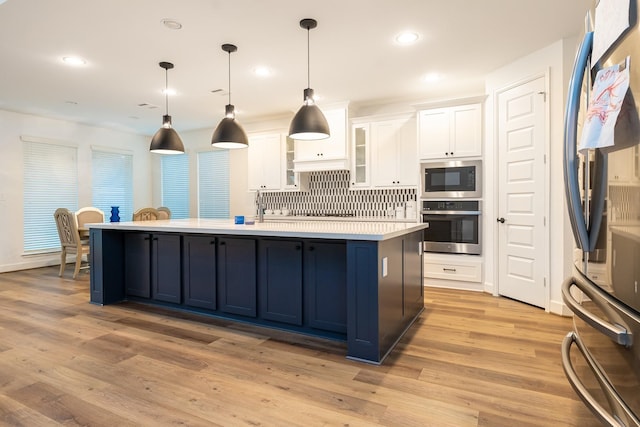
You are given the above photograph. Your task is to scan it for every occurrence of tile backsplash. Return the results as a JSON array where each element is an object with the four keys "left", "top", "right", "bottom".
[{"left": 259, "top": 170, "right": 417, "bottom": 218}]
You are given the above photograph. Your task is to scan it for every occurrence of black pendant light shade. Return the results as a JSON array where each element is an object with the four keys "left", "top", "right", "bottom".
[
  {"left": 150, "top": 62, "right": 185, "bottom": 154},
  {"left": 288, "top": 18, "right": 330, "bottom": 141},
  {"left": 211, "top": 44, "right": 248, "bottom": 149}
]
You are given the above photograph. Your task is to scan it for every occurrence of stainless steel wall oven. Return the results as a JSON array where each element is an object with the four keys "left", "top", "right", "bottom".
[{"left": 421, "top": 200, "right": 481, "bottom": 255}]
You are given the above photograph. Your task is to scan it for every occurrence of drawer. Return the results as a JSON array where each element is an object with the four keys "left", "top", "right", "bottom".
[{"left": 425, "top": 260, "right": 482, "bottom": 283}]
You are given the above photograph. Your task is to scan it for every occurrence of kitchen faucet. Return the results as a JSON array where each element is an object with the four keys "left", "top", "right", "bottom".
[{"left": 255, "top": 189, "right": 264, "bottom": 223}]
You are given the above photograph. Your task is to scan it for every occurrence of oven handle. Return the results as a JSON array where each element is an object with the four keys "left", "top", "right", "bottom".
[
  {"left": 420, "top": 210, "right": 481, "bottom": 215},
  {"left": 561, "top": 275, "right": 632, "bottom": 347},
  {"left": 561, "top": 332, "right": 638, "bottom": 427}
]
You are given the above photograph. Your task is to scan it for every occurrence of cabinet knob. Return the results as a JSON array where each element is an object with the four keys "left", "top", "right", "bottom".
[
  {"left": 309, "top": 246, "right": 315, "bottom": 251},
  {"left": 220, "top": 241, "right": 226, "bottom": 246},
  {"left": 295, "top": 245, "right": 301, "bottom": 250}
]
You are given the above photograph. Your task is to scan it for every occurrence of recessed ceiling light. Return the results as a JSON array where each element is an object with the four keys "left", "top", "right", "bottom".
[
  {"left": 162, "top": 88, "right": 176, "bottom": 96},
  {"left": 62, "top": 56, "right": 87, "bottom": 66},
  {"left": 395, "top": 31, "right": 419, "bottom": 45},
  {"left": 161, "top": 18, "right": 182, "bottom": 30},
  {"left": 423, "top": 72, "right": 441, "bottom": 83},
  {"left": 254, "top": 66, "right": 271, "bottom": 77}
]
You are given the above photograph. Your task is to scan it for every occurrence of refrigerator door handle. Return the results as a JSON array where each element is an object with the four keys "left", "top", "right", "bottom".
[
  {"left": 562, "top": 275, "right": 632, "bottom": 346},
  {"left": 563, "top": 31, "right": 594, "bottom": 252},
  {"left": 561, "top": 332, "right": 638, "bottom": 427}
]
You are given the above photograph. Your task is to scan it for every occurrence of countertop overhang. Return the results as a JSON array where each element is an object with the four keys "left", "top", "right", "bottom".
[{"left": 89, "top": 218, "right": 428, "bottom": 241}]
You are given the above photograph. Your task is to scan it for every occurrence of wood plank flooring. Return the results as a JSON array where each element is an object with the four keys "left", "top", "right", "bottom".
[{"left": 0, "top": 266, "right": 600, "bottom": 426}]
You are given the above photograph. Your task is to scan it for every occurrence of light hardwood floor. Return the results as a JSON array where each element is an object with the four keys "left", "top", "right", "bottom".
[{"left": 0, "top": 266, "right": 600, "bottom": 426}]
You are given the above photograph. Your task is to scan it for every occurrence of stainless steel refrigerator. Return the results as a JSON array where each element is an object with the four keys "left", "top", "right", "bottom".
[{"left": 562, "top": 0, "right": 640, "bottom": 425}]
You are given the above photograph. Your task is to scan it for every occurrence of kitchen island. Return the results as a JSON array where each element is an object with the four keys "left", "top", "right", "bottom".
[{"left": 89, "top": 219, "right": 427, "bottom": 364}]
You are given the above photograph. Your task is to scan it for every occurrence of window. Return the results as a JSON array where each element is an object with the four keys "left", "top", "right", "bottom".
[
  {"left": 197, "top": 150, "right": 229, "bottom": 218},
  {"left": 23, "top": 137, "right": 78, "bottom": 253},
  {"left": 92, "top": 149, "right": 133, "bottom": 222},
  {"left": 161, "top": 154, "right": 189, "bottom": 219}
]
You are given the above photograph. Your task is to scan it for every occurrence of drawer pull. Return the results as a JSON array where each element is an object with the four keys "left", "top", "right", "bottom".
[{"left": 443, "top": 268, "right": 457, "bottom": 272}]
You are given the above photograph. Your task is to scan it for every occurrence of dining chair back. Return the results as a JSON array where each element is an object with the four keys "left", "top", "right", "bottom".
[
  {"left": 54, "top": 208, "right": 90, "bottom": 279},
  {"left": 75, "top": 207, "right": 105, "bottom": 231},
  {"left": 156, "top": 206, "right": 171, "bottom": 219},
  {"left": 132, "top": 207, "right": 160, "bottom": 221}
]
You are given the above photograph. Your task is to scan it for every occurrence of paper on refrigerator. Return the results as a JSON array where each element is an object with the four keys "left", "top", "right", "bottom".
[{"left": 578, "top": 60, "right": 630, "bottom": 153}]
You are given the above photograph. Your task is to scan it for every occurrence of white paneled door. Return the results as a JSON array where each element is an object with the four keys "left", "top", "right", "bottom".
[{"left": 497, "top": 76, "right": 547, "bottom": 309}]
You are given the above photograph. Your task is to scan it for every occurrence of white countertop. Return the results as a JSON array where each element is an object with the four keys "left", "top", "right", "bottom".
[
  {"left": 89, "top": 218, "right": 428, "bottom": 241},
  {"left": 261, "top": 215, "right": 419, "bottom": 223}
]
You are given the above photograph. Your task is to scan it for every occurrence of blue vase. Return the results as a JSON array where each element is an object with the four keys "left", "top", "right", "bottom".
[{"left": 110, "top": 206, "right": 120, "bottom": 222}]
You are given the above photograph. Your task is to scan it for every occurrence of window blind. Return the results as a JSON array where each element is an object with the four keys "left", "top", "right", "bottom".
[
  {"left": 23, "top": 140, "right": 78, "bottom": 252},
  {"left": 161, "top": 154, "right": 189, "bottom": 219},
  {"left": 92, "top": 150, "right": 133, "bottom": 222},
  {"left": 197, "top": 150, "right": 229, "bottom": 218}
]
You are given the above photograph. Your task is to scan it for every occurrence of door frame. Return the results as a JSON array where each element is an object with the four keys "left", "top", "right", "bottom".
[{"left": 492, "top": 70, "right": 551, "bottom": 311}]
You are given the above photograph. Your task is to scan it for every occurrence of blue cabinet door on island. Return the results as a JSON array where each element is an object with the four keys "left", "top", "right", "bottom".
[
  {"left": 124, "top": 233, "right": 151, "bottom": 298},
  {"left": 304, "top": 241, "right": 347, "bottom": 333},
  {"left": 183, "top": 235, "right": 217, "bottom": 310},
  {"left": 218, "top": 237, "right": 257, "bottom": 317},
  {"left": 259, "top": 239, "right": 303, "bottom": 325}
]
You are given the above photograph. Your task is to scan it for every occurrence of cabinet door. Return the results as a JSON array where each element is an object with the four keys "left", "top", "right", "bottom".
[
  {"left": 151, "top": 233, "right": 182, "bottom": 303},
  {"left": 259, "top": 239, "right": 303, "bottom": 325},
  {"left": 124, "top": 233, "right": 151, "bottom": 298},
  {"left": 396, "top": 116, "right": 418, "bottom": 186},
  {"left": 609, "top": 148, "right": 634, "bottom": 183},
  {"left": 248, "top": 133, "right": 282, "bottom": 190},
  {"left": 371, "top": 119, "right": 402, "bottom": 187},
  {"left": 218, "top": 237, "right": 257, "bottom": 317},
  {"left": 183, "top": 235, "right": 216, "bottom": 310},
  {"left": 371, "top": 117, "right": 416, "bottom": 187},
  {"left": 450, "top": 104, "right": 482, "bottom": 158},
  {"left": 418, "top": 108, "right": 451, "bottom": 159},
  {"left": 351, "top": 123, "right": 370, "bottom": 187},
  {"left": 304, "top": 242, "right": 347, "bottom": 333},
  {"left": 294, "top": 107, "right": 348, "bottom": 161}
]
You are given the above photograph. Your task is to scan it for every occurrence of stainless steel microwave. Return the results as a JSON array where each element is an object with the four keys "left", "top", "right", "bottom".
[{"left": 420, "top": 160, "right": 482, "bottom": 199}]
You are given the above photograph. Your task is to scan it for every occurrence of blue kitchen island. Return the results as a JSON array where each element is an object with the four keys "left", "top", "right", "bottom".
[{"left": 88, "top": 219, "right": 427, "bottom": 364}]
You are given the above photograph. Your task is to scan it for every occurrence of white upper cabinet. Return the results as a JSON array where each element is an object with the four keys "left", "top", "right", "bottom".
[
  {"left": 609, "top": 145, "right": 640, "bottom": 184},
  {"left": 370, "top": 114, "right": 418, "bottom": 188},
  {"left": 293, "top": 103, "right": 349, "bottom": 172},
  {"left": 419, "top": 103, "right": 482, "bottom": 159},
  {"left": 247, "top": 132, "right": 282, "bottom": 191}
]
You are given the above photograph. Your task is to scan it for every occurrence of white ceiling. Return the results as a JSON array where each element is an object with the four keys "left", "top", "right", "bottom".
[{"left": 0, "top": 0, "right": 592, "bottom": 136}]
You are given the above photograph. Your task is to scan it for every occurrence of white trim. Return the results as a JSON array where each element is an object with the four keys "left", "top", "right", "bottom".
[
  {"left": 90, "top": 145, "right": 134, "bottom": 154},
  {"left": 20, "top": 134, "right": 78, "bottom": 147}
]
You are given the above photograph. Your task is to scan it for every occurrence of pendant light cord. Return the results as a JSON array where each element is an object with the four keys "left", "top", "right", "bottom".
[
  {"left": 307, "top": 26, "right": 310, "bottom": 88},
  {"left": 228, "top": 51, "right": 232, "bottom": 105},
  {"left": 164, "top": 68, "right": 169, "bottom": 115}
]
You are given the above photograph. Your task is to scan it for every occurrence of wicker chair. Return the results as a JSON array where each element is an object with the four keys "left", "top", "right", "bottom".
[
  {"left": 156, "top": 206, "right": 171, "bottom": 219},
  {"left": 75, "top": 207, "right": 105, "bottom": 242},
  {"left": 54, "top": 208, "right": 90, "bottom": 279},
  {"left": 132, "top": 207, "right": 160, "bottom": 221}
]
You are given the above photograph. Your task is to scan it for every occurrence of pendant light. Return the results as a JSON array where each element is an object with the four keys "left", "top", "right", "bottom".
[
  {"left": 150, "top": 61, "right": 185, "bottom": 154},
  {"left": 211, "top": 44, "right": 248, "bottom": 149},
  {"left": 288, "top": 18, "right": 330, "bottom": 141}
]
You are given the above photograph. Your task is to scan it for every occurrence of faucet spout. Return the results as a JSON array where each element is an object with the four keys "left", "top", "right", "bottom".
[{"left": 256, "top": 190, "right": 264, "bottom": 223}]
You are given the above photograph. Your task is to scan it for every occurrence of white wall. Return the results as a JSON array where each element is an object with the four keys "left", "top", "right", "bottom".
[
  {"left": 484, "top": 37, "right": 579, "bottom": 315},
  {"left": 0, "top": 109, "right": 151, "bottom": 272}
]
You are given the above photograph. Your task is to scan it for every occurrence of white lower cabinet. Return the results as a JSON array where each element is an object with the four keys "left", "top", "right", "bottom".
[{"left": 424, "top": 253, "right": 483, "bottom": 287}]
